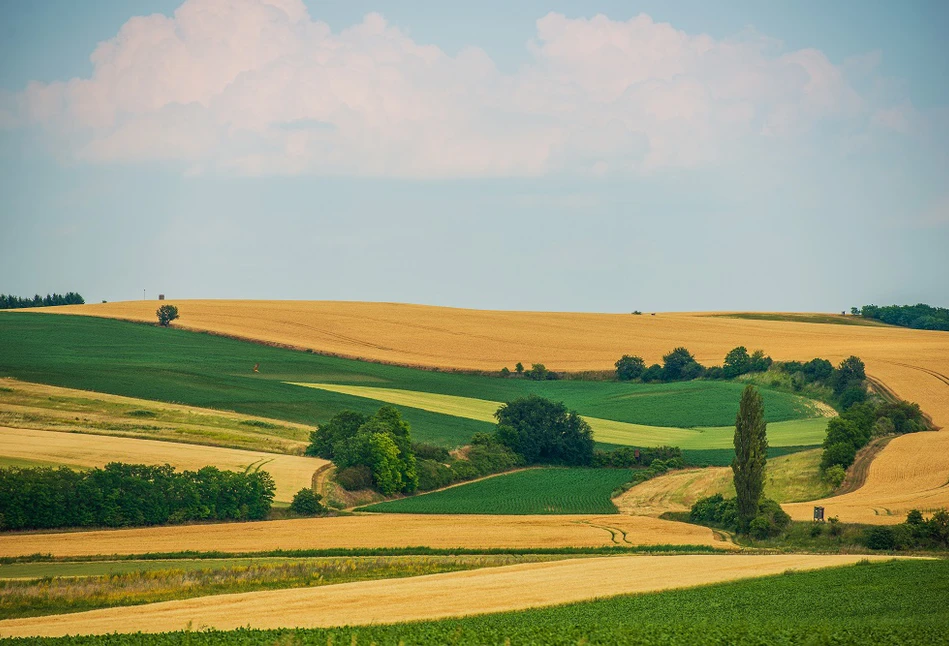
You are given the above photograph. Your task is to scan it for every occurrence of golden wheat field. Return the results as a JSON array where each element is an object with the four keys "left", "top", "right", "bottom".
[
  {"left": 0, "top": 554, "right": 899, "bottom": 637},
  {"left": 0, "top": 514, "right": 730, "bottom": 558},
  {"left": 36, "top": 300, "right": 949, "bottom": 523},
  {"left": 0, "top": 427, "right": 326, "bottom": 503}
]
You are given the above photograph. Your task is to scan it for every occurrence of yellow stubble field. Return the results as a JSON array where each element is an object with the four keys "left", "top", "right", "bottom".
[
  {"left": 0, "top": 513, "right": 732, "bottom": 558},
  {"left": 34, "top": 300, "right": 949, "bottom": 523}
]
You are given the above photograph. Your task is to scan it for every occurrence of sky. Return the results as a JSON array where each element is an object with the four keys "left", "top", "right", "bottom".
[{"left": 1, "top": 0, "right": 947, "bottom": 312}]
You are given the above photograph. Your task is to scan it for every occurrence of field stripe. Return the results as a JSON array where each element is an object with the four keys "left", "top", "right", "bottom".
[
  {"left": 0, "top": 514, "right": 730, "bottom": 558},
  {"left": 0, "top": 427, "right": 327, "bottom": 503},
  {"left": 0, "top": 554, "right": 900, "bottom": 637},
  {"left": 289, "top": 382, "right": 826, "bottom": 449}
]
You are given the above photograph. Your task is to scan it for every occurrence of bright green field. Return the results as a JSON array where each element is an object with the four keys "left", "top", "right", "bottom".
[
  {"left": 9, "top": 560, "right": 947, "bottom": 645},
  {"left": 361, "top": 468, "right": 634, "bottom": 514},
  {"left": 0, "top": 313, "right": 825, "bottom": 449},
  {"left": 294, "top": 383, "right": 830, "bottom": 449}
]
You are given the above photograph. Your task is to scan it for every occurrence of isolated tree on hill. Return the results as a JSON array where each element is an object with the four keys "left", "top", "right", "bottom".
[
  {"left": 723, "top": 346, "right": 751, "bottom": 378},
  {"left": 732, "top": 385, "right": 768, "bottom": 533},
  {"left": 615, "top": 355, "right": 646, "bottom": 381},
  {"left": 156, "top": 304, "right": 179, "bottom": 327}
]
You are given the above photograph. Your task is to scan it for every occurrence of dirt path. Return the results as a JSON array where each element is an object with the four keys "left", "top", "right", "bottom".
[
  {"left": 0, "top": 554, "right": 901, "bottom": 637},
  {"left": 0, "top": 514, "right": 731, "bottom": 558}
]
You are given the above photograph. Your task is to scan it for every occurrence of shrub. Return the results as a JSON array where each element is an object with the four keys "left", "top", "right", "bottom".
[
  {"left": 290, "top": 488, "right": 324, "bottom": 515},
  {"left": 824, "top": 464, "right": 846, "bottom": 488},
  {"left": 614, "top": 355, "right": 646, "bottom": 381},
  {"left": 156, "top": 304, "right": 179, "bottom": 327},
  {"left": 335, "top": 465, "right": 373, "bottom": 491},
  {"left": 412, "top": 443, "right": 451, "bottom": 462},
  {"left": 864, "top": 526, "right": 896, "bottom": 550}
]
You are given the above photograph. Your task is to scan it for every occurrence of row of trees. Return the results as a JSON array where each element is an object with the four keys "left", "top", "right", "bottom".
[
  {"left": 0, "top": 463, "right": 275, "bottom": 531},
  {"left": 0, "top": 292, "right": 84, "bottom": 309},
  {"left": 820, "top": 398, "right": 926, "bottom": 476},
  {"left": 864, "top": 509, "right": 949, "bottom": 550},
  {"left": 858, "top": 303, "right": 949, "bottom": 331},
  {"left": 499, "top": 363, "right": 558, "bottom": 380},
  {"left": 778, "top": 355, "right": 868, "bottom": 409},
  {"left": 615, "top": 346, "right": 772, "bottom": 383}
]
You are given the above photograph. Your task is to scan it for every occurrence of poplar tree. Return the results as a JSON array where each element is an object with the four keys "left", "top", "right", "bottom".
[{"left": 732, "top": 385, "right": 768, "bottom": 532}]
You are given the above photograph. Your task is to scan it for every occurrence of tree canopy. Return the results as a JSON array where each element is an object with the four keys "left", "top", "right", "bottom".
[
  {"left": 732, "top": 385, "right": 768, "bottom": 533},
  {"left": 493, "top": 395, "right": 594, "bottom": 466}
]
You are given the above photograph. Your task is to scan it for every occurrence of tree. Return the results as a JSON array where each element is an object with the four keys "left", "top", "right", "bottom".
[
  {"left": 494, "top": 395, "right": 594, "bottom": 466},
  {"left": 524, "top": 363, "right": 548, "bottom": 380},
  {"left": 723, "top": 346, "right": 750, "bottom": 378},
  {"left": 290, "top": 488, "right": 324, "bottom": 515},
  {"left": 306, "top": 410, "right": 369, "bottom": 458},
  {"left": 615, "top": 355, "right": 646, "bottom": 381},
  {"left": 156, "top": 304, "right": 179, "bottom": 327},
  {"left": 832, "top": 356, "right": 866, "bottom": 395},
  {"left": 515, "top": 362, "right": 524, "bottom": 375},
  {"left": 326, "top": 406, "right": 417, "bottom": 494},
  {"left": 732, "top": 385, "right": 768, "bottom": 533},
  {"left": 662, "top": 347, "right": 704, "bottom": 381}
]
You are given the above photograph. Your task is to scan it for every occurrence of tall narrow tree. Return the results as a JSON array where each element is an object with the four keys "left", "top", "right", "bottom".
[{"left": 732, "top": 385, "right": 768, "bottom": 532}]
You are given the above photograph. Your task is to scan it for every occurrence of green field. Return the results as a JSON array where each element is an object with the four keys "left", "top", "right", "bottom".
[
  {"left": 361, "top": 468, "right": 634, "bottom": 514},
  {"left": 0, "top": 313, "right": 826, "bottom": 449},
  {"left": 8, "top": 559, "right": 946, "bottom": 645},
  {"left": 294, "top": 383, "right": 829, "bottom": 449}
]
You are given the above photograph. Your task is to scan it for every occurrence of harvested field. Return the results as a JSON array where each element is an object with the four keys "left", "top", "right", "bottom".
[
  {"left": 784, "top": 429, "right": 949, "bottom": 524},
  {"left": 0, "top": 554, "right": 898, "bottom": 637},
  {"left": 293, "top": 382, "right": 829, "bottom": 448},
  {"left": 0, "top": 514, "right": 732, "bottom": 558},
  {"left": 0, "top": 427, "right": 327, "bottom": 503},
  {"left": 32, "top": 300, "right": 947, "bottom": 525}
]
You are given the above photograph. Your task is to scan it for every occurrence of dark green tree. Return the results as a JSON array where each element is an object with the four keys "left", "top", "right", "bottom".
[
  {"left": 615, "top": 355, "right": 646, "bottom": 381},
  {"left": 723, "top": 346, "right": 750, "bottom": 378},
  {"left": 494, "top": 395, "right": 594, "bottom": 466},
  {"left": 156, "top": 304, "right": 179, "bottom": 327},
  {"left": 306, "top": 410, "right": 369, "bottom": 458},
  {"left": 290, "top": 488, "right": 324, "bottom": 515},
  {"left": 515, "top": 362, "right": 524, "bottom": 375},
  {"left": 662, "top": 347, "right": 704, "bottom": 381},
  {"left": 732, "top": 385, "right": 768, "bottom": 533}
]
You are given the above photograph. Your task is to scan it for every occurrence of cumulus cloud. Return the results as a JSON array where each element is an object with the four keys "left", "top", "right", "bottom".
[{"left": 3, "top": 0, "right": 911, "bottom": 177}]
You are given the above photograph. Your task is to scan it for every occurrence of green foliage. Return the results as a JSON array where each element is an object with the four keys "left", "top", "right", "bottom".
[
  {"left": 723, "top": 346, "right": 750, "bottom": 378},
  {"left": 494, "top": 395, "right": 594, "bottom": 466},
  {"left": 864, "top": 508, "right": 949, "bottom": 550},
  {"left": 824, "top": 464, "right": 846, "bottom": 488},
  {"left": 861, "top": 303, "right": 949, "bottom": 331},
  {"left": 306, "top": 410, "right": 368, "bottom": 458},
  {"left": 0, "top": 463, "right": 275, "bottom": 531},
  {"left": 614, "top": 355, "right": 645, "bottom": 381},
  {"left": 732, "top": 385, "right": 768, "bottom": 532},
  {"left": 329, "top": 407, "right": 418, "bottom": 495},
  {"left": 662, "top": 346, "right": 705, "bottom": 381},
  {"left": 334, "top": 465, "right": 372, "bottom": 491},
  {"left": 524, "top": 363, "right": 553, "bottom": 380},
  {"left": 689, "top": 494, "right": 788, "bottom": 538},
  {"left": 19, "top": 560, "right": 948, "bottom": 645},
  {"left": 289, "top": 488, "right": 324, "bottom": 516},
  {"left": 0, "top": 291, "right": 84, "bottom": 309},
  {"left": 155, "top": 304, "right": 179, "bottom": 327},
  {"left": 361, "top": 468, "right": 635, "bottom": 515},
  {"left": 592, "top": 446, "right": 681, "bottom": 468}
]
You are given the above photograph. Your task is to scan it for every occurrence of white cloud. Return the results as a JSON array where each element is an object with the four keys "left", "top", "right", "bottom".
[{"left": 5, "top": 1, "right": 906, "bottom": 177}]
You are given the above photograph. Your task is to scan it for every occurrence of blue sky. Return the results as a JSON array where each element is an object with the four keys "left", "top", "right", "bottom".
[{"left": 1, "top": 0, "right": 946, "bottom": 311}]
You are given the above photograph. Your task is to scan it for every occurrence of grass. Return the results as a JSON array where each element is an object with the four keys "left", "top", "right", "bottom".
[
  {"left": 361, "top": 468, "right": 635, "bottom": 515},
  {"left": 0, "top": 555, "right": 564, "bottom": 620},
  {"left": 6, "top": 559, "right": 946, "bottom": 644},
  {"left": 0, "top": 313, "right": 825, "bottom": 448},
  {"left": 295, "top": 383, "right": 829, "bottom": 448}
]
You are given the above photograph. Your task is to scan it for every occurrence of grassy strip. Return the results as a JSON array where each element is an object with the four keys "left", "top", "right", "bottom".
[
  {"left": 0, "top": 314, "right": 821, "bottom": 448},
  {"left": 0, "top": 545, "right": 729, "bottom": 566},
  {"left": 709, "top": 312, "right": 889, "bottom": 327},
  {"left": 0, "top": 555, "right": 566, "bottom": 620},
  {"left": 4, "top": 559, "right": 945, "bottom": 644},
  {"left": 360, "top": 468, "right": 636, "bottom": 515}
]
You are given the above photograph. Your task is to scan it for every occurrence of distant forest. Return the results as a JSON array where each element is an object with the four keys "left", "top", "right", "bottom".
[
  {"left": 860, "top": 304, "right": 949, "bottom": 331},
  {"left": 0, "top": 292, "right": 84, "bottom": 309}
]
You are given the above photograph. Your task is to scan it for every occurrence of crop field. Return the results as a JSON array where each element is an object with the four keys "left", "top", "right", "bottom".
[
  {"left": 0, "top": 554, "right": 903, "bottom": 637},
  {"left": 25, "top": 301, "right": 948, "bottom": 526},
  {"left": 0, "top": 515, "right": 730, "bottom": 558},
  {"left": 0, "top": 426, "right": 327, "bottom": 503},
  {"left": 293, "top": 382, "right": 829, "bottom": 449},
  {"left": 616, "top": 449, "right": 831, "bottom": 516},
  {"left": 362, "top": 468, "right": 635, "bottom": 515},
  {"left": 0, "top": 313, "right": 824, "bottom": 449},
  {"left": 0, "top": 377, "right": 311, "bottom": 454},
  {"left": 0, "top": 555, "right": 562, "bottom": 620}
]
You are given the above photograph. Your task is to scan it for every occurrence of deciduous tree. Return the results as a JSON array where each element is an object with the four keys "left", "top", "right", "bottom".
[{"left": 732, "top": 385, "right": 768, "bottom": 533}]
